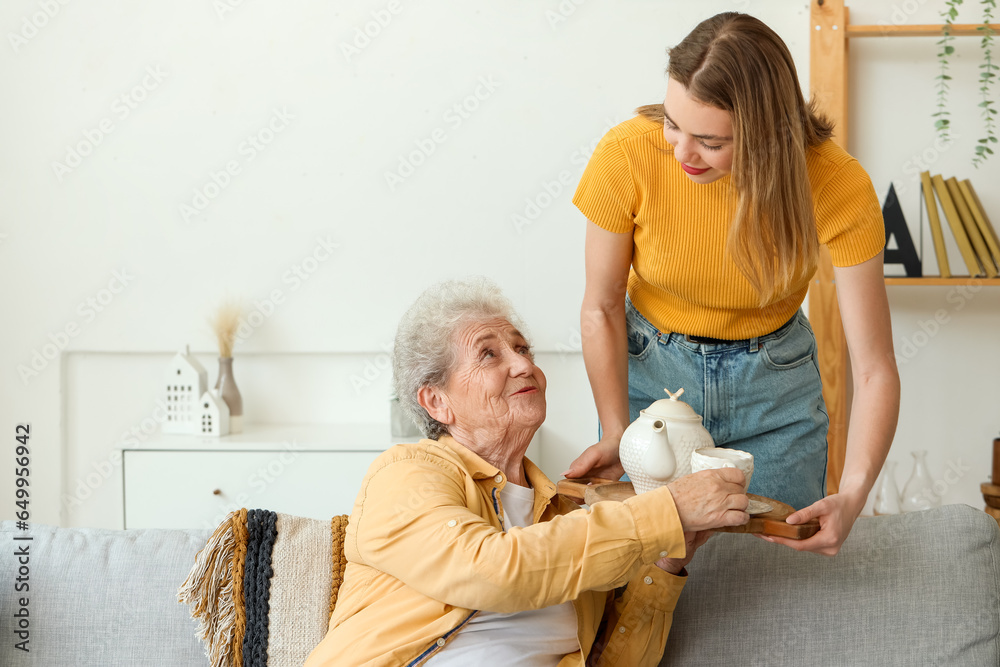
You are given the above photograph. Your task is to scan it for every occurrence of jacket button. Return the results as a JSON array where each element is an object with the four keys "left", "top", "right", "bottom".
[
  {"left": 494, "top": 474, "right": 503, "bottom": 483},
  {"left": 659, "top": 551, "right": 668, "bottom": 558},
  {"left": 644, "top": 576, "right": 653, "bottom": 585},
  {"left": 447, "top": 519, "right": 457, "bottom": 527},
  {"left": 618, "top": 626, "right": 626, "bottom": 634},
  {"left": 436, "top": 638, "right": 446, "bottom": 647}
]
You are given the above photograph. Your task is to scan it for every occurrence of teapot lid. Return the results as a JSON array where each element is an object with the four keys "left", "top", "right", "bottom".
[{"left": 642, "top": 388, "right": 700, "bottom": 420}]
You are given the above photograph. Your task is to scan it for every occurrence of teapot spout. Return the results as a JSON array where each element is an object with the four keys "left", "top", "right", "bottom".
[{"left": 642, "top": 419, "right": 676, "bottom": 481}]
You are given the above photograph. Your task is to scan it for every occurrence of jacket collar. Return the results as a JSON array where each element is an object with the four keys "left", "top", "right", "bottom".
[
  {"left": 430, "top": 435, "right": 500, "bottom": 479},
  {"left": 430, "top": 435, "right": 557, "bottom": 500}
]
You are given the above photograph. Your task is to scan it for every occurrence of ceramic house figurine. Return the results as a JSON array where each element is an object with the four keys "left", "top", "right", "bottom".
[
  {"left": 198, "top": 390, "right": 230, "bottom": 436},
  {"left": 162, "top": 345, "right": 208, "bottom": 434}
]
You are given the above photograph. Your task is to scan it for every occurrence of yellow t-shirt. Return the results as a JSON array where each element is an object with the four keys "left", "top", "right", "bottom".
[{"left": 572, "top": 115, "right": 885, "bottom": 339}]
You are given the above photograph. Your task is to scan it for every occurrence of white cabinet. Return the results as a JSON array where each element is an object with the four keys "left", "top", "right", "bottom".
[{"left": 122, "top": 424, "right": 409, "bottom": 530}]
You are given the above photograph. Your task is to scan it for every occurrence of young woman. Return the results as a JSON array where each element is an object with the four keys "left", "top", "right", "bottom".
[{"left": 563, "top": 12, "right": 900, "bottom": 556}]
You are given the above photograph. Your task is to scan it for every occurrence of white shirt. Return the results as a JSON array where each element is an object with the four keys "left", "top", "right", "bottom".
[{"left": 424, "top": 480, "right": 581, "bottom": 666}]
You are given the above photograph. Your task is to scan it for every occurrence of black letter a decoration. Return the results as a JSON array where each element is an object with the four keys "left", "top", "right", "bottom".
[{"left": 882, "top": 183, "right": 922, "bottom": 277}]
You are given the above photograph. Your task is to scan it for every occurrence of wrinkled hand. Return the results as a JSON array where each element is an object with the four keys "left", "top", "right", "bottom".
[
  {"left": 562, "top": 435, "right": 624, "bottom": 481},
  {"left": 655, "top": 530, "right": 713, "bottom": 575},
  {"left": 667, "top": 469, "right": 750, "bottom": 532},
  {"left": 756, "top": 491, "right": 863, "bottom": 556}
]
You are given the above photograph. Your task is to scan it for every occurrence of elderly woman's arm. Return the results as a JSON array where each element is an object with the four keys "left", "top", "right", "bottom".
[{"left": 350, "top": 456, "right": 687, "bottom": 613}]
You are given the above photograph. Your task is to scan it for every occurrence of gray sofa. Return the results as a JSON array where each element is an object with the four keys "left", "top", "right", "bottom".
[{"left": 2, "top": 504, "right": 998, "bottom": 666}]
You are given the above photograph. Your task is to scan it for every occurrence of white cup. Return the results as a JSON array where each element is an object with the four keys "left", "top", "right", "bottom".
[{"left": 690, "top": 448, "right": 754, "bottom": 492}]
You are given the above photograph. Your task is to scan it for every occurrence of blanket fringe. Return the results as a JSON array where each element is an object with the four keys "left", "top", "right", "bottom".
[
  {"left": 329, "top": 515, "right": 349, "bottom": 618},
  {"left": 178, "top": 508, "right": 248, "bottom": 667}
]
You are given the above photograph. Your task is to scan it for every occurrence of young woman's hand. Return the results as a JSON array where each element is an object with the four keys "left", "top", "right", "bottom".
[
  {"left": 561, "top": 434, "right": 625, "bottom": 481},
  {"left": 763, "top": 254, "right": 898, "bottom": 557},
  {"left": 756, "top": 491, "right": 865, "bottom": 555}
]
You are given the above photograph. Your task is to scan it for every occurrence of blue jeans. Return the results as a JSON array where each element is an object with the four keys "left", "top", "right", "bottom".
[{"left": 624, "top": 298, "right": 829, "bottom": 510}]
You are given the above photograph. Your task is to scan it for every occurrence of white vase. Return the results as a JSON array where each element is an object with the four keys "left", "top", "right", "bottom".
[
  {"left": 900, "top": 450, "right": 940, "bottom": 512},
  {"left": 873, "top": 460, "right": 901, "bottom": 515}
]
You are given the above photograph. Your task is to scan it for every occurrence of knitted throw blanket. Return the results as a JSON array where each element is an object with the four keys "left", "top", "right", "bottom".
[{"left": 178, "top": 509, "right": 349, "bottom": 667}]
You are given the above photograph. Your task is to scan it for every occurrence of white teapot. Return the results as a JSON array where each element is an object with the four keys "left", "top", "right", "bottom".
[{"left": 619, "top": 388, "right": 716, "bottom": 494}]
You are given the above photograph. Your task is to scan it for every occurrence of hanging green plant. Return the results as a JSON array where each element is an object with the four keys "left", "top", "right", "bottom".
[
  {"left": 973, "top": 0, "right": 998, "bottom": 167},
  {"left": 934, "top": 0, "right": 964, "bottom": 143}
]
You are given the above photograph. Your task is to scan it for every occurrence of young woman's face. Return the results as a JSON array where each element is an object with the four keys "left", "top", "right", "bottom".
[{"left": 662, "top": 77, "right": 734, "bottom": 184}]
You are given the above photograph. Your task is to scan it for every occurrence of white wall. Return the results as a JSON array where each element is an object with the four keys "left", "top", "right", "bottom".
[{"left": 1, "top": 1, "right": 996, "bottom": 528}]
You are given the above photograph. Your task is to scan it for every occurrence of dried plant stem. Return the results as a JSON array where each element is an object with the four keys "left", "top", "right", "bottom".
[{"left": 209, "top": 300, "right": 243, "bottom": 358}]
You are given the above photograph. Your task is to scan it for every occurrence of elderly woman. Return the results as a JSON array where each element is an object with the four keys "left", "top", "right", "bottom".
[{"left": 305, "top": 278, "right": 749, "bottom": 667}]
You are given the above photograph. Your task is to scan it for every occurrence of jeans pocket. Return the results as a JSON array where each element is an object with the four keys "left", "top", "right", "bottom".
[
  {"left": 759, "top": 321, "right": 815, "bottom": 371},
  {"left": 626, "top": 315, "right": 656, "bottom": 359}
]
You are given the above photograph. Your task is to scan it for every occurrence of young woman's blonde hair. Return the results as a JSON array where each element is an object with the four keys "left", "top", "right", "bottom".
[{"left": 637, "top": 12, "right": 833, "bottom": 305}]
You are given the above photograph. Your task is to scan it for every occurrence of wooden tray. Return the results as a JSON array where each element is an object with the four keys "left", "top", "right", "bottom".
[
  {"left": 557, "top": 479, "right": 819, "bottom": 540},
  {"left": 556, "top": 477, "right": 620, "bottom": 505}
]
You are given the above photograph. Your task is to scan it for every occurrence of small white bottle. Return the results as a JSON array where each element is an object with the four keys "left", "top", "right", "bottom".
[{"left": 873, "top": 460, "right": 901, "bottom": 515}]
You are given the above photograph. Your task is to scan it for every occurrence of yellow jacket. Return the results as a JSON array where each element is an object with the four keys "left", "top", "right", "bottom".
[{"left": 305, "top": 436, "right": 688, "bottom": 666}]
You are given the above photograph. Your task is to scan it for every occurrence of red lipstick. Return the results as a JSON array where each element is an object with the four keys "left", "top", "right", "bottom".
[{"left": 681, "top": 163, "right": 710, "bottom": 175}]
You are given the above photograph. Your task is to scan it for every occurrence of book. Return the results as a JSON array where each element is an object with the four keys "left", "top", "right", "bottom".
[
  {"left": 920, "top": 171, "right": 950, "bottom": 278},
  {"left": 960, "top": 179, "right": 1000, "bottom": 267},
  {"left": 946, "top": 177, "right": 998, "bottom": 277},
  {"left": 932, "top": 174, "right": 982, "bottom": 276}
]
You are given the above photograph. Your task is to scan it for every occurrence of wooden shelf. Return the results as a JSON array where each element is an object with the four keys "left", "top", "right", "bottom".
[
  {"left": 811, "top": 1, "right": 1000, "bottom": 494},
  {"left": 847, "top": 23, "right": 1000, "bottom": 38},
  {"left": 884, "top": 277, "right": 1000, "bottom": 286}
]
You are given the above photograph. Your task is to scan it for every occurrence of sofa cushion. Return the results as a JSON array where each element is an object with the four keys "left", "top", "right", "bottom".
[
  {"left": 0, "top": 521, "right": 211, "bottom": 666},
  {"left": 661, "top": 505, "right": 1000, "bottom": 666},
  {"left": 177, "top": 509, "right": 341, "bottom": 667}
]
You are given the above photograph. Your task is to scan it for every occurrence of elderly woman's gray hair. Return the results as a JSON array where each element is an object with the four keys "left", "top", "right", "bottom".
[{"left": 393, "top": 277, "right": 529, "bottom": 439}]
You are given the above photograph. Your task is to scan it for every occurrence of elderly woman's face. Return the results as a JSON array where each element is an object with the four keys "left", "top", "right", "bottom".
[{"left": 437, "top": 318, "right": 546, "bottom": 436}]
